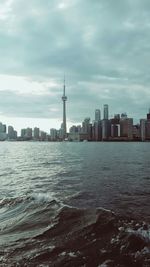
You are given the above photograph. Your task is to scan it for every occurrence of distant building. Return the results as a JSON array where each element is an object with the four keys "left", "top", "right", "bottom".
[
  {"left": 82, "top": 118, "right": 92, "bottom": 140},
  {"left": 82, "top": 118, "right": 90, "bottom": 133},
  {"left": 69, "top": 125, "right": 81, "bottom": 134},
  {"left": 103, "top": 104, "right": 109, "bottom": 120},
  {"left": 121, "top": 113, "right": 127, "bottom": 120},
  {"left": 68, "top": 125, "right": 82, "bottom": 141},
  {"left": 0, "top": 122, "right": 6, "bottom": 133},
  {"left": 140, "top": 109, "right": 150, "bottom": 141},
  {"left": 132, "top": 124, "right": 140, "bottom": 140},
  {"left": 140, "top": 119, "right": 146, "bottom": 141},
  {"left": 33, "top": 127, "right": 40, "bottom": 140},
  {"left": 0, "top": 122, "right": 3, "bottom": 133},
  {"left": 147, "top": 108, "right": 150, "bottom": 120},
  {"left": 8, "top": 126, "right": 13, "bottom": 139},
  {"left": 50, "top": 128, "right": 57, "bottom": 141},
  {"left": 2, "top": 124, "right": 6, "bottom": 133},
  {"left": 120, "top": 118, "right": 133, "bottom": 140},
  {"left": 26, "top": 128, "right": 32, "bottom": 139},
  {"left": 76, "top": 125, "right": 82, "bottom": 133},
  {"left": 8, "top": 125, "right": 17, "bottom": 140},
  {"left": 70, "top": 125, "right": 78, "bottom": 133},
  {"left": 111, "top": 124, "right": 120, "bottom": 138},
  {"left": 110, "top": 115, "right": 120, "bottom": 138},
  {"left": 93, "top": 121, "right": 102, "bottom": 141},
  {"left": 145, "top": 120, "right": 150, "bottom": 140},
  {"left": 58, "top": 126, "right": 64, "bottom": 140},
  {"left": 21, "top": 129, "right": 26, "bottom": 138},
  {"left": 40, "top": 131, "right": 47, "bottom": 141},
  {"left": 95, "top": 109, "right": 101, "bottom": 121},
  {"left": 0, "top": 122, "right": 7, "bottom": 140},
  {"left": 102, "top": 119, "right": 111, "bottom": 140},
  {"left": 110, "top": 114, "right": 120, "bottom": 125},
  {"left": 14, "top": 131, "right": 17, "bottom": 139}
]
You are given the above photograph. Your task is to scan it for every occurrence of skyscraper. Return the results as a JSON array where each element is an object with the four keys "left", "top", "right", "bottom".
[
  {"left": 8, "top": 125, "right": 17, "bottom": 140},
  {"left": 103, "top": 104, "right": 109, "bottom": 120},
  {"left": 102, "top": 104, "right": 110, "bottom": 140},
  {"left": 147, "top": 108, "right": 150, "bottom": 120},
  {"left": 102, "top": 119, "right": 111, "bottom": 140},
  {"left": 94, "top": 109, "right": 102, "bottom": 141},
  {"left": 120, "top": 118, "right": 133, "bottom": 140},
  {"left": 95, "top": 109, "right": 101, "bottom": 121},
  {"left": 62, "top": 77, "right": 67, "bottom": 139},
  {"left": 33, "top": 127, "right": 40, "bottom": 140},
  {"left": 0, "top": 122, "right": 7, "bottom": 140},
  {"left": 140, "top": 119, "right": 146, "bottom": 141}
]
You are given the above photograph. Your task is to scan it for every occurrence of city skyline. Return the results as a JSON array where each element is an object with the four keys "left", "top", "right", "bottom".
[
  {"left": 0, "top": 0, "right": 150, "bottom": 132},
  {"left": 0, "top": 105, "right": 150, "bottom": 138}
]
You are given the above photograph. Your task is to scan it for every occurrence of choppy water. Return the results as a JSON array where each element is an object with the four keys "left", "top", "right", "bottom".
[{"left": 0, "top": 142, "right": 150, "bottom": 266}]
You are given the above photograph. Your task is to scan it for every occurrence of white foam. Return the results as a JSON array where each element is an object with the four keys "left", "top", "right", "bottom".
[
  {"left": 127, "top": 226, "right": 150, "bottom": 241},
  {"left": 68, "top": 252, "right": 77, "bottom": 258},
  {"left": 31, "top": 192, "right": 56, "bottom": 203},
  {"left": 98, "top": 260, "right": 112, "bottom": 267},
  {"left": 137, "top": 228, "right": 150, "bottom": 240},
  {"left": 59, "top": 251, "right": 77, "bottom": 258}
]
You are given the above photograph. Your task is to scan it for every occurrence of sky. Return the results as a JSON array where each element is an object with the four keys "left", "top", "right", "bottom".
[{"left": 0, "top": 0, "right": 150, "bottom": 134}]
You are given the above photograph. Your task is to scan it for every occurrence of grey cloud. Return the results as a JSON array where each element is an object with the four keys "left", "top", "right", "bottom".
[
  {"left": 0, "top": 90, "right": 61, "bottom": 119},
  {"left": 0, "top": 0, "right": 150, "bottom": 124}
]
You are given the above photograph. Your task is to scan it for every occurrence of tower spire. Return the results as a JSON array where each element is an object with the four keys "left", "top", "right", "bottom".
[
  {"left": 63, "top": 75, "right": 66, "bottom": 96},
  {"left": 62, "top": 76, "right": 67, "bottom": 139}
]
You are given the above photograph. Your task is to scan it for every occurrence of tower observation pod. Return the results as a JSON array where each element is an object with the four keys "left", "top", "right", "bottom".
[{"left": 62, "top": 77, "right": 67, "bottom": 139}]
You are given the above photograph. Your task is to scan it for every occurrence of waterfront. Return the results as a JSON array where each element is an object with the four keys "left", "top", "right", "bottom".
[{"left": 0, "top": 142, "right": 150, "bottom": 266}]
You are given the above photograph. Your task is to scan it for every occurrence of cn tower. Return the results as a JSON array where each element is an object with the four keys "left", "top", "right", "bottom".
[{"left": 62, "top": 77, "right": 67, "bottom": 139}]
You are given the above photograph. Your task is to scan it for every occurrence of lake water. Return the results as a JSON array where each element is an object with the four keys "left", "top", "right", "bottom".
[{"left": 0, "top": 142, "right": 150, "bottom": 266}]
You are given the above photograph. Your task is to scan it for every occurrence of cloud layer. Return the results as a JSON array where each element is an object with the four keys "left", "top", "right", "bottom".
[{"left": 0, "top": 0, "right": 150, "bottom": 131}]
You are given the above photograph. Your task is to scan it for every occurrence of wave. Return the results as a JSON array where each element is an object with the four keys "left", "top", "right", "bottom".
[
  {"left": 0, "top": 193, "right": 61, "bottom": 242},
  {"left": 0, "top": 192, "right": 59, "bottom": 207},
  {"left": 0, "top": 196, "right": 30, "bottom": 207},
  {"left": 0, "top": 205, "right": 150, "bottom": 267}
]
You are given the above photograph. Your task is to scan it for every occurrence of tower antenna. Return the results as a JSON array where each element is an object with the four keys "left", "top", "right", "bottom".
[
  {"left": 62, "top": 75, "right": 67, "bottom": 139},
  {"left": 63, "top": 74, "right": 66, "bottom": 96}
]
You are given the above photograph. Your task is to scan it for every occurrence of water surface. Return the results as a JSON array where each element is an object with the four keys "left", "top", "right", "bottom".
[{"left": 0, "top": 142, "right": 150, "bottom": 266}]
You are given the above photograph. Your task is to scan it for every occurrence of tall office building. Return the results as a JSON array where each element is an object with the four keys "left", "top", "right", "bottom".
[
  {"left": 102, "top": 104, "right": 110, "bottom": 140},
  {"left": 103, "top": 104, "right": 109, "bottom": 120},
  {"left": 33, "top": 127, "right": 40, "bottom": 139},
  {"left": 0, "top": 122, "right": 7, "bottom": 140},
  {"left": 140, "top": 119, "right": 146, "bottom": 141},
  {"left": 82, "top": 118, "right": 92, "bottom": 140},
  {"left": 111, "top": 124, "right": 120, "bottom": 138},
  {"left": 82, "top": 118, "right": 90, "bottom": 133},
  {"left": 21, "top": 129, "right": 26, "bottom": 138},
  {"left": 93, "top": 121, "right": 102, "bottom": 141},
  {"left": 102, "top": 119, "right": 111, "bottom": 140},
  {"left": 8, "top": 125, "right": 17, "bottom": 140},
  {"left": 0, "top": 122, "right": 6, "bottom": 133},
  {"left": 140, "top": 112, "right": 150, "bottom": 140},
  {"left": 95, "top": 109, "right": 101, "bottom": 121},
  {"left": 40, "top": 131, "right": 47, "bottom": 141},
  {"left": 110, "top": 114, "right": 120, "bottom": 138},
  {"left": 50, "top": 128, "right": 57, "bottom": 141},
  {"left": 2, "top": 124, "right": 6, "bottom": 133},
  {"left": 145, "top": 120, "right": 150, "bottom": 139},
  {"left": 147, "top": 108, "right": 150, "bottom": 120},
  {"left": 120, "top": 118, "right": 133, "bottom": 140},
  {"left": 62, "top": 77, "right": 67, "bottom": 139},
  {"left": 26, "top": 128, "right": 32, "bottom": 139}
]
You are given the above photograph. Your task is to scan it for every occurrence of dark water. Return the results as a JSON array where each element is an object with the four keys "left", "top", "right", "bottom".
[{"left": 0, "top": 142, "right": 150, "bottom": 266}]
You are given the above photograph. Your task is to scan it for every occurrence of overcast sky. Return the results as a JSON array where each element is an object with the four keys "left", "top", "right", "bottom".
[{"left": 0, "top": 0, "right": 150, "bottom": 134}]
